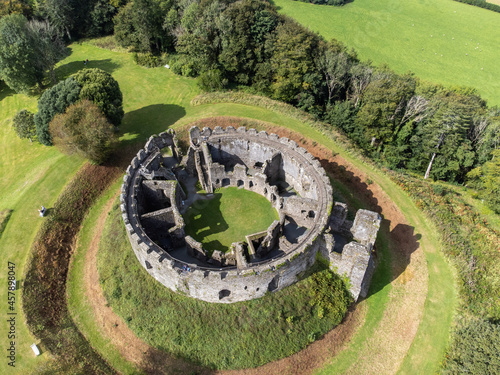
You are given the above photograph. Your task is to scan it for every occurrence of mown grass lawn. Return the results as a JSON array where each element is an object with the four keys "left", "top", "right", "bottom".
[
  {"left": 0, "top": 82, "right": 84, "bottom": 374},
  {"left": 0, "top": 39, "right": 456, "bottom": 374},
  {"left": 183, "top": 187, "right": 279, "bottom": 252},
  {"left": 274, "top": 0, "right": 500, "bottom": 105}
]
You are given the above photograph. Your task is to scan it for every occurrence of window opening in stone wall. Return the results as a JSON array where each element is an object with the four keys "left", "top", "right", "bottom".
[{"left": 219, "top": 289, "right": 231, "bottom": 300}]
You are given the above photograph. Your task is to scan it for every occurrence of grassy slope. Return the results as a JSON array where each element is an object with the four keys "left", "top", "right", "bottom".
[
  {"left": 262, "top": 120, "right": 456, "bottom": 374},
  {"left": 97, "top": 202, "right": 350, "bottom": 370},
  {"left": 274, "top": 0, "right": 500, "bottom": 105},
  {"left": 66, "top": 42, "right": 453, "bottom": 373},
  {"left": 67, "top": 179, "right": 140, "bottom": 375},
  {"left": 0, "top": 40, "right": 453, "bottom": 373},
  {"left": 183, "top": 187, "right": 279, "bottom": 252},
  {"left": 0, "top": 83, "right": 84, "bottom": 374}
]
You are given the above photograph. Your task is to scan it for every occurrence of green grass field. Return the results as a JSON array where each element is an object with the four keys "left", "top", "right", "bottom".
[
  {"left": 0, "top": 81, "right": 84, "bottom": 373},
  {"left": 183, "top": 187, "right": 279, "bottom": 252},
  {"left": 274, "top": 0, "right": 500, "bottom": 105},
  {"left": 0, "top": 40, "right": 456, "bottom": 374}
]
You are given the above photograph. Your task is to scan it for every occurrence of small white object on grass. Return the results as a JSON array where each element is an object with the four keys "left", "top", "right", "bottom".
[
  {"left": 164, "top": 64, "right": 170, "bottom": 69},
  {"left": 31, "top": 344, "right": 40, "bottom": 356}
]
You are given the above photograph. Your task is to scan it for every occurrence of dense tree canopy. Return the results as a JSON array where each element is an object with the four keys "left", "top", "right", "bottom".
[
  {"left": 34, "top": 68, "right": 123, "bottom": 146},
  {"left": 26, "top": 19, "right": 66, "bottom": 84},
  {"left": 12, "top": 109, "right": 36, "bottom": 142},
  {"left": 114, "top": 0, "right": 173, "bottom": 53},
  {"left": 34, "top": 76, "right": 82, "bottom": 145},
  {"left": 443, "top": 318, "right": 500, "bottom": 374},
  {"left": 0, "top": 14, "right": 65, "bottom": 93},
  {"left": 2, "top": 0, "right": 497, "bottom": 194},
  {"left": 74, "top": 68, "right": 124, "bottom": 127},
  {"left": 0, "top": 14, "right": 42, "bottom": 93}
]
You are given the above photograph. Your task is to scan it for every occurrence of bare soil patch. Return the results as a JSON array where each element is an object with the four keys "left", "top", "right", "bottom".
[{"left": 82, "top": 118, "right": 428, "bottom": 374}]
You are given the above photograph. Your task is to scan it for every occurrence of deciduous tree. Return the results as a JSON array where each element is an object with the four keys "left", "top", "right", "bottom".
[
  {"left": 0, "top": 14, "right": 42, "bottom": 93},
  {"left": 41, "top": 0, "right": 75, "bottom": 39},
  {"left": 270, "top": 20, "right": 320, "bottom": 103},
  {"left": 74, "top": 68, "right": 124, "bottom": 127},
  {"left": 50, "top": 100, "right": 117, "bottom": 164},
  {"left": 26, "top": 19, "right": 66, "bottom": 84}
]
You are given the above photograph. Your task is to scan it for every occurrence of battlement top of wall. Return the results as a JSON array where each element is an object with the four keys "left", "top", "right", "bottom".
[
  {"left": 122, "top": 126, "right": 335, "bottom": 284},
  {"left": 190, "top": 126, "right": 326, "bottom": 176}
]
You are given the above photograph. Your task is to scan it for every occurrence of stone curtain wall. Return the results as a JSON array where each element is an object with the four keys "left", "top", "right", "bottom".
[
  {"left": 121, "top": 127, "right": 334, "bottom": 303},
  {"left": 121, "top": 126, "right": 381, "bottom": 303}
]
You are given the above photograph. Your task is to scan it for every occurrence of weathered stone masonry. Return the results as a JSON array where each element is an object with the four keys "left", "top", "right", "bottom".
[{"left": 121, "top": 126, "right": 382, "bottom": 303}]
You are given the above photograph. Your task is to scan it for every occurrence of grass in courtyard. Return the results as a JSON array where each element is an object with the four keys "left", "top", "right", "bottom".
[
  {"left": 98, "top": 200, "right": 351, "bottom": 370},
  {"left": 274, "top": 0, "right": 500, "bottom": 105},
  {"left": 183, "top": 187, "right": 279, "bottom": 252}
]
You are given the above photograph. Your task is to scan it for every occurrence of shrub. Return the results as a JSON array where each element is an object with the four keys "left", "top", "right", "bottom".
[
  {"left": 12, "top": 109, "right": 37, "bottom": 142},
  {"left": 443, "top": 318, "right": 500, "bottom": 374},
  {"left": 133, "top": 52, "right": 166, "bottom": 68},
  {"left": 306, "top": 270, "right": 353, "bottom": 321},
  {"left": 197, "top": 69, "right": 228, "bottom": 92},
  {"left": 34, "top": 77, "right": 82, "bottom": 146},
  {"left": 50, "top": 100, "right": 117, "bottom": 164}
]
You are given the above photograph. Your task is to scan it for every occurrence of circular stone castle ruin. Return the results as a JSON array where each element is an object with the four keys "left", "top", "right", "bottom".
[{"left": 120, "top": 126, "right": 381, "bottom": 303}]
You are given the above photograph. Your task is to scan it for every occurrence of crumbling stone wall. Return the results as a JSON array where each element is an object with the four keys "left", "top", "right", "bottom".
[{"left": 121, "top": 126, "right": 381, "bottom": 303}]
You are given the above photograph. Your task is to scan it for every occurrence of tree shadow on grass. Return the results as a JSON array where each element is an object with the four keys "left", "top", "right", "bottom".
[
  {"left": 54, "top": 58, "right": 121, "bottom": 81},
  {"left": 0, "top": 80, "right": 15, "bottom": 101},
  {"left": 120, "top": 104, "right": 187, "bottom": 146}
]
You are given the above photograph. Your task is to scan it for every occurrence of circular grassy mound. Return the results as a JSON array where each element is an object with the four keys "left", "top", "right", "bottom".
[
  {"left": 183, "top": 187, "right": 279, "bottom": 252},
  {"left": 98, "top": 201, "right": 352, "bottom": 370}
]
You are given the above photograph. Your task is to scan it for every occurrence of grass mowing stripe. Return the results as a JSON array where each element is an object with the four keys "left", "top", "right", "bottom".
[{"left": 67, "top": 178, "right": 141, "bottom": 375}]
